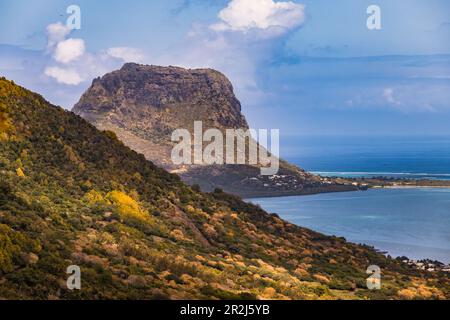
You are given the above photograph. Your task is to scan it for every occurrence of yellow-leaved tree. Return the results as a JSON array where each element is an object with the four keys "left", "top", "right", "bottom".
[
  {"left": 84, "top": 189, "right": 165, "bottom": 235},
  {"left": 16, "top": 168, "right": 25, "bottom": 177},
  {"left": 0, "top": 101, "right": 12, "bottom": 139},
  {"left": 106, "top": 190, "right": 164, "bottom": 234}
]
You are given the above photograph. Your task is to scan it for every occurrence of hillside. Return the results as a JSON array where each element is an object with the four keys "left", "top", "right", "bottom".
[
  {"left": 1, "top": 77, "right": 449, "bottom": 299},
  {"left": 73, "top": 63, "right": 358, "bottom": 197}
]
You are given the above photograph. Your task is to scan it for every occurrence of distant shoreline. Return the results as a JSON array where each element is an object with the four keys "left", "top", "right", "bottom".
[
  {"left": 384, "top": 185, "right": 450, "bottom": 189},
  {"left": 242, "top": 175, "right": 450, "bottom": 199},
  {"left": 319, "top": 174, "right": 450, "bottom": 191}
]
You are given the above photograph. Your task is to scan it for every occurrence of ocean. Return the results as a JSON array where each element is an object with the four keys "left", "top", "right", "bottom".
[
  {"left": 248, "top": 135, "right": 450, "bottom": 263},
  {"left": 282, "top": 135, "right": 450, "bottom": 180}
]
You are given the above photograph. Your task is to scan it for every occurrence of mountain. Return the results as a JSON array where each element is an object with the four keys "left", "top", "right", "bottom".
[
  {"left": 0, "top": 77, "right": 449, "bottom": 300},
  {"left": 73, "top": 63, "right": 358, "bottom": 197}
]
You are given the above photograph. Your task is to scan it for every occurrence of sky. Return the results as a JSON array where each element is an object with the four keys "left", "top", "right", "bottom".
[{"left": 0, "top": 0, "right": 450, "bottom": 136}]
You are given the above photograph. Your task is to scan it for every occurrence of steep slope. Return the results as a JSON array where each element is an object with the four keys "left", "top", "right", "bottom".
[
  {"left": 1, "top": 77, "right": 449, "bottom": 300},
  {"left": 73, "top": 63, "right": 358, "bottom": 197}
]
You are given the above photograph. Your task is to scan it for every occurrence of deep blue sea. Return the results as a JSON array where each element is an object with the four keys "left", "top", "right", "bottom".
[
  {"left": 248, "top": 136, "right": 450, "bottom": 263},
  {"left": 282, "top": 135, "right": 450, "bottom": 180}
]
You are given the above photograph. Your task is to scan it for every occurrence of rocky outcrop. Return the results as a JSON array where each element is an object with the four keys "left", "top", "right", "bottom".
[
  {"left": 74, "top": 63, "right": 248, "bottom": 137},
  {"left": 73, "top": 63, "right": 357, "bottom": 197}
]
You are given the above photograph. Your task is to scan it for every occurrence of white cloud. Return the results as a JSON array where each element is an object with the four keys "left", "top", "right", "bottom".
[
  {"left": 44, "top": 66, "right": 83, "bottom": 85},
  {"left": 53, "top": 38, "right": 85, "bottom": 64},
  {"left": 106, "top": 47, "right": 146, "bottom": 63},
  {"left": 43, "top": 22, "right": 125, "bottom": 87},
  {"left": 40, "top": 0, "right": 305, "bottom": 105},
  {"left": 158, "top": 1, "right": 307, "bottom": 107},
  {"left": 158, "top": 27, "right": 272, "bottom": 106},
  {"left": 211, "top": 0, "right": 305, "bottom": 34},
  {"left": 383, "top": 88, "right": 401, "bottom": 105},
  {"left": 46, "top": 22, "right": 71, "bottom": 49}
]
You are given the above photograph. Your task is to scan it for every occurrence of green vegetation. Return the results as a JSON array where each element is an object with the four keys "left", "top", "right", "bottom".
[
  {"left": 0, "top": 100, "right": 12, "bottom": 140},
  {"left": 0, "top": 77, "right": 449, "bottom": 300}
]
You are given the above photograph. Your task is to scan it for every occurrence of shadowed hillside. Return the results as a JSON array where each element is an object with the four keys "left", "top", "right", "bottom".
[{"left": 1, "top": 77, "right": 449, "bottom": 299}]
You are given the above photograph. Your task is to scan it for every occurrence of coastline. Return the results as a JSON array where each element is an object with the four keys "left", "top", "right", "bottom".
[
  {"left": 237, "top": 176, "right": 450, "bottom": 199},
  {"left": 246, "top": 184, "right": 450, "bottom": 269},
  {"left": 384, "top": 185, "right": 450, "bottom": 189},
  {"left": 237, "top": 184, "right": 359, "bottom": 199}
]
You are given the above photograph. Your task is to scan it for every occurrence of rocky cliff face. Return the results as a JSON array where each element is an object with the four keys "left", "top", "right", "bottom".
[
  {"left": 73, "top": 64, "right": 249, "bottom": 169},
  {"left": 73, "top": 63, "right": 357, "bottom": 197},
  {"left": 74, "top": 63, "right": 248, "bottom": 138}
]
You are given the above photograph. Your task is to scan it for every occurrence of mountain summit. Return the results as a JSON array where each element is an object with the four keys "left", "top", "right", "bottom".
[
  {"left": 73, "top": 63, "right": 356, "bottom": 197},
  {"left": 73, "top": 63, "right": 248, "bottom": 144}
]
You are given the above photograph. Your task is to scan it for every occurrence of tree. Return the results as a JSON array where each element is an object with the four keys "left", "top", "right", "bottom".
[{"left": 0, "top": 101, "right": 12, "bottom": 137}]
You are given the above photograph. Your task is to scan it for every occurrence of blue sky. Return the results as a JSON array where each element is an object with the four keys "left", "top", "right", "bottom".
[{"left": 1, "top": 0, "right": 450, "bottom": 135}]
